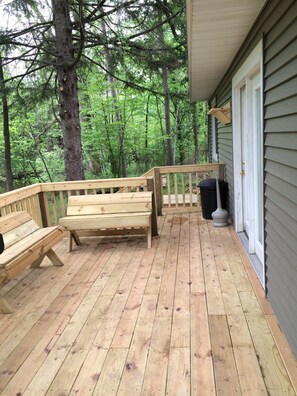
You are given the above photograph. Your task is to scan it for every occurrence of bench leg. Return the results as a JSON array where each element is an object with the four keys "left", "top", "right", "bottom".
[
  {"left": 0, "top": 276, "right": 13, "bottom": 313},
  {"left": 30, "top": 249, "right": 64, "bottom": 268},
  {"left": 46, "top": 248, "right": 64, "bottom": 266},
  {"left": 146, "top": 227, "right": 152, "bottom": 249},
  {"left": 30, "top": 256, "right": 44, "bottom": 269},
  {"left": 68, "top": 232, "right": 73, "bottom": 253},
  {"left": 68, "top": 231, "right": 82, "bottom": 253},
  {"left": 0, "top": 295, "right": 13, "bottom": 314},
  {"left": 72, "top": 231, "right": 82, "bottom": 246},
  {"left": 146, "top": 216, "right": 152, "bottom": 248}
]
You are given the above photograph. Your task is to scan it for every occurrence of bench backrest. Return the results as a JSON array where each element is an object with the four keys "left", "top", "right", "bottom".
[
  {"left": 67, "top": 192, "right": 153, "bottom": 216},
  {"left": 0, "top": 211, "right": 40, "bottom": 249}
]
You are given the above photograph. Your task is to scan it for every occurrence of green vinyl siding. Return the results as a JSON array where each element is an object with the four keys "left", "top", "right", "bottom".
[{"left": 209, "top": 0, "right": 297, "bottom": 357}]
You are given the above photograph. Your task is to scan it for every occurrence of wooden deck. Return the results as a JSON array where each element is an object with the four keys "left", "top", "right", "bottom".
[{"left": 0, "top": 213, "right": 296, "bottom": 395}]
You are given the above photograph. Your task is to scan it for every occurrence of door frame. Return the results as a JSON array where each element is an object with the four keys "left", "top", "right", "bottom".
[{"left": 232, "top": 40, "right": 265, "bottom": 284}]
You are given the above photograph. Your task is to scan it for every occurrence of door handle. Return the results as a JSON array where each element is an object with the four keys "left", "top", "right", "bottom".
[{"left": 240, "top": 170, "right": 245, "bottom": 175}]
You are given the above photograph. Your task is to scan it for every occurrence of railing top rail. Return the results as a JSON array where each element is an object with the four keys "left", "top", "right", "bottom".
[
  {"left": 0, "top": 184, "right": 41, "bottom": 207},
  {"left": 40, "top": 177, "right": 150, "bottom": 192},
  {"left": 157, "top": 163, "right": 224, "bottom": 174},
  {"left": 141, "top": 168, "right": 154, "bottom": 177}
]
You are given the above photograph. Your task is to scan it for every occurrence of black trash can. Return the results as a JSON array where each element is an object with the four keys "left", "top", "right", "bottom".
[{"left": 199, "top": 179, "right": 228, "bottom": 219}]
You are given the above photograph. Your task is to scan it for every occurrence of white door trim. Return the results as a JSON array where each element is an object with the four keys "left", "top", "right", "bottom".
[
  {"left": 232, "top": 40, "right": 265, "bottom": 287},
  {"left": 232, "top": 40, "right": 263, "bottom": 233}
]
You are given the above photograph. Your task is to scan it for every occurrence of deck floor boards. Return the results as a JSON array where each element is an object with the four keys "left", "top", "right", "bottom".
[{"left": 0, "top": 213, "right": 296, "bottom": 395}]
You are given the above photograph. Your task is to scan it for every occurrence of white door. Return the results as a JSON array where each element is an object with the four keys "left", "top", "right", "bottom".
[{"left": 233, "top": 41, "right": 265, "bottom": 286}]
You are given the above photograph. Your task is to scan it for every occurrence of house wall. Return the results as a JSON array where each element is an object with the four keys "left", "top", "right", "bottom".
[{"left": 210, "top": 0, "right": 297, "bottom": 357}]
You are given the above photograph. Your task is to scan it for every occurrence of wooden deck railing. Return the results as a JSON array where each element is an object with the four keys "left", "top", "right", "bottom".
[
  {"left": 149, "top": 163, "right": 225, "bottom": 215},
  {"left": 0, "top": 177, "right": 151, "bottom": 227},
  {"left": 0, "top": 163, "right": 225, "bottom": 227}
]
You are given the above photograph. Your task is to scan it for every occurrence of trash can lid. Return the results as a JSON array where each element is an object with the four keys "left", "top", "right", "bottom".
[{"left": 198, "top": 178, "right": 226, "bottom": 188}]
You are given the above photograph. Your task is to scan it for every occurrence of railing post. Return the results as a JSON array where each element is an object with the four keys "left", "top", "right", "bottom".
[
  {"left": 153, "top": 168, "right": 163, "bottom": 216},
  {"left": 38, "top": 191, "right": 49, "bottom": 227},
  {"left": 218, "top": 163, "right": 225, "bottom": 180},
  {"left": 147, "top": 178, "right": 158, "bottom": 237}
]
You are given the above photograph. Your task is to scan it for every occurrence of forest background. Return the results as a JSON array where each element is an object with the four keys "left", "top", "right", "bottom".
[{"left": 0, "top": 0, "right": 208, "bottom": 193}]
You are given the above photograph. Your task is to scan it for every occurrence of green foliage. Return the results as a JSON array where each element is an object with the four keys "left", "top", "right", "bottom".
[{"left": 0, "top": 0, "right": 209, "bottom": 191}]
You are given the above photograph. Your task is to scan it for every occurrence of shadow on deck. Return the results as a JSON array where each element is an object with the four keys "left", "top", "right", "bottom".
[{"left": 0, "top": 213, "right": 296, "bottom": 395}]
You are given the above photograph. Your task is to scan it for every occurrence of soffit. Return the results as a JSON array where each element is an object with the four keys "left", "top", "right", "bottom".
[{"left": 187, "top": 0, "right": 266, "bottom": 101}]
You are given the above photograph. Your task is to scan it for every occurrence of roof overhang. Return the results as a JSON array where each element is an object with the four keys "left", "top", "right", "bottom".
[{"left": 186, "top": 0, "right": 266, "bottom": 101}]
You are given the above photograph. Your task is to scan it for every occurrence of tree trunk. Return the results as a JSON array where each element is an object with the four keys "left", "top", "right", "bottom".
[
  {"left": 144, "top": 94, "right": 150, "bottom": 170},
  {"left": 175, "top": 105, "right": 183, "bottom": 165},
  {"left": 0, "top": 57, "right": 14, "bottom": 191},
  {"left": 158, "top": 12, "right": 173, "bottom": 166},
  {"left": 193, "top": 102, "right": 199, "bottom": 163},
  {"left": 162, "top": 66, "right": 173, "bottom": 166},
  {"left": 51, "top": 0, "right": 84, "bottom": 181},
  {"left": 155, "top": 96, "right": 167, "bottom": 164},
  {"left": 101, "top": 19, "right": 127, "bottom": 178}
]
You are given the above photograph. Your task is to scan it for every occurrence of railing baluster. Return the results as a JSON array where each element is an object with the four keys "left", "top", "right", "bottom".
[
  {"left": 181, "top": 173, "right": 185, "bottom": 207},
  {"left": 43, "top": 192, "right": 51, "bottom": 226},
  {"left": 167, "top": 174, "right": 171, "bottom": 208},
  {"left": 174, "top": 173, "right": 178, "bottom": 208},
  {"left": 51, "top": 191, "right": 59, "bottom": 225},
  {"left": 188, "top": 172, "right": 193, "bottom": 207},
  {"left": 59, "top": 191, "right": 66, "bottom": 218}
]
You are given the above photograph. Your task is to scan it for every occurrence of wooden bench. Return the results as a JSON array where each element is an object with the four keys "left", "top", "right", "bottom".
[
  {"left": 59, "top": 192, "right": 153, "bottom": 252},
  {"left": 0, "top": 211, "right": 64, "bottom": 313}
]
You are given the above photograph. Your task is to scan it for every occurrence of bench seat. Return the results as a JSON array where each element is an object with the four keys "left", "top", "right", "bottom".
[
  {"left": 60, "top": 212, "right": 151, "bottom": 229},
  {"left": 59, "top": 192, "right": 153, "bottom": 251},
  {"left": 0, "top": 211, "right": 64, "bottom": 313}
]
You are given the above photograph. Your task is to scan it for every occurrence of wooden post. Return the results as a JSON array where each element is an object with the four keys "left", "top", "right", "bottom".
[
  {"left": 147, "top": 177, "right": 158, "bottom": 237},
  {"left": 219, "top": 163, "right": 225, "bottom": 180},
  {"left": 38, "top": 192, "right": 49, "bottom": 227},
  {"left": 153, "top": 167, "right": 163, "bottom": 216}
]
